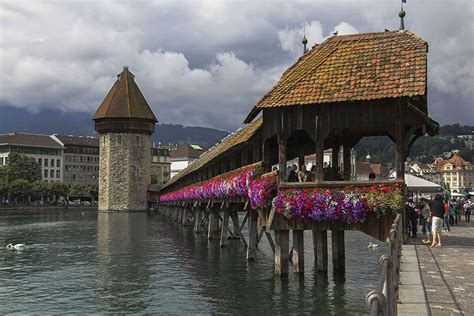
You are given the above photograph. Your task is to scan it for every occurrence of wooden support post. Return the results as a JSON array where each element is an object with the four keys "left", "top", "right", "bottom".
[
  {"left": 292, "top": 230, "right": 304, "bottom": 274},
  {"left": 274, "top": 230, "right": 289, "bottom": 276},
  {"left": 332, "top": 230, "right": 345, "bottom": 272},
  {"left": 266, "top": 232, "right": 275, "bottom": 254},
  {"left": 208, "top": 212, "right": 219, "bottom": 240},
  {"left": 332, "top": 145, "right": 339, "bottom": 170},
  {"left": 194, "top": 207, "right": 203, "bottom": 233},
  {"left": 293, "top": 230, "right": 304, "bottom": 273},
  {"left": 182, "top": 207, "right": 188, "bottom": 225},
  {"left": 230, "top": 211, "right": 247, "bottom": 247},
  {"left": 220, "top": 210, "right": 230, "bottom": 247},
  {"left": 315, "top": 139, "right": 324, "bottom": 181},
  {"left": 343, "top": 144, "right": 352, "bottom": 181},
  {"left": 278, "top": 135, "right": 287, "bottom": 182},
  {"left": 298, "top": 147, "right": 305, "bottom": 171},
  {"left": 247, "top": 210, "right": 258, "bottom": 260},
  {"left": 312, "top": 230, "right": 328, "bottom": 272}
]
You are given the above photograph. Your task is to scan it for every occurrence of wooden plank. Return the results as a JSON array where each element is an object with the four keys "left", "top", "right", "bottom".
[
  {"left": 240, "top": 210, "right": 249, "bottom": 232},
  {"left": 256, "top": 227, "right": 265, "bottom": 246}
]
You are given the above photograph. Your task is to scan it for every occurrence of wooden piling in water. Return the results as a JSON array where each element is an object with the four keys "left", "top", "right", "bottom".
[
  {"left": 313, "top": 230, "right": 328, "bottom": 272},
  {"left": 292, "top": 230, "right": 304, "bottom": 273},
  {"left": 332, "top": 230, "right": 345, "bottom": 272},
  {"left": 194, "top": 206, "right": 203, "bottom": 233},
  {"left": 207, "top": 211, "right": 219, "bottom": 240},
  {"left": 220, "top": 210, "right": 230, "bottom": 247},
  {"left": 247, "top": 210, "right": 258, "bottom": 260},
  {"left": 274, "top": 230, "right": 289, "bottom": 276}
]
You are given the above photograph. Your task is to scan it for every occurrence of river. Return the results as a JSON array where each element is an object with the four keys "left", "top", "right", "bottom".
[{"left": 0, "top": 211, "right": 386, "bottom": 314}]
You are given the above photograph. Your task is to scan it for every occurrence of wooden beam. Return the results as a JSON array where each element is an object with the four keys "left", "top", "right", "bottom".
[
  {"left": 266, "top": 232, "right": 275, "bottom": 254},
  {"left": 278, "top": 135, "right": 287, "bottom": 182},
  {"left": 343, "top": 143, "right": 352, "bottom": 181},
  {"left": 230, "top": 211, "right": 247, "bottom": 247},
  {"left": 193, "top": 206, "right": 203, "bottom": 233}
]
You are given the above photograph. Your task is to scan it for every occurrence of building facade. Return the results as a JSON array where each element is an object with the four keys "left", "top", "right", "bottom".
[
  {"left": 170, "top": 144, "right": 206, "bottom": 178},
  {"left": 433, "top": 155, "right": 474, "bottom": 192},
  {"left": 151, "top": 148, "right": 171, "bottom": 187},
  {"left": 0, "top": 132, "right": 64, "bottom": 183},
  {"left": 51, "top": 135, "right": 99, "bottom": 187}
]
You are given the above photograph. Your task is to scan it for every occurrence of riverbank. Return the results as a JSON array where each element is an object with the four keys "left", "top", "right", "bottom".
[{"left": 0, "top": 205, "right": 97, "bottom": 215}]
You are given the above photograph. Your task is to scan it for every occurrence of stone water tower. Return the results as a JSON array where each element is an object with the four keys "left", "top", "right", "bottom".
[{"left": 93, "top": 67, "right": 157, "bottom": 212}]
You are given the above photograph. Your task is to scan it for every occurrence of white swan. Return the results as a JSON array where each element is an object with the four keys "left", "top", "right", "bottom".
[
  {"left": 6, "top": 243, "right": 25, "bottom": 250},
  {"left": 368, "top": 242, "right": 378, "bottom": 249}
]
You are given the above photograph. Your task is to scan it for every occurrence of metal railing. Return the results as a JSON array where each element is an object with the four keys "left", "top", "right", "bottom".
[{"left": 366, "top": 213, "right": 403, "bottom": 316}]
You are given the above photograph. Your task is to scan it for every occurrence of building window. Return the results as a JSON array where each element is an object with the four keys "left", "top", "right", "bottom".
[
  {"left": 72, "top": 174, "right": 76, "bottom": 180},
  {"left": 50, "top": 170, "right": 54, "bottom": 178},
  {"left": 44, "top": 169, "right": 48, "bottom": 178},
  {"left": 44, "top": 159, "right": 48, "bottom": 167},
  {"left": 0, "top": 157, "right": 3, "bottom": 165},
  {"left": 50, "top": 159, "right": 54, "bottom": 167},
  {"left": 38, "top": 158, "right": 42, "bottom": 166},
  {"left": 57, "top": 159, "right": 60, "bottom": 167},
  {"left": 117, "top": 135, "right": 122, "bottom": 145},
  {"left": 56, "top": 170, "right": 60, "bottom": 178}
]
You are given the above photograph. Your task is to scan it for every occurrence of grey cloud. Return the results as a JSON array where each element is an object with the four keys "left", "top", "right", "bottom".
[{"left": 0, "top": 0, "right": 472, "bottom": 131}]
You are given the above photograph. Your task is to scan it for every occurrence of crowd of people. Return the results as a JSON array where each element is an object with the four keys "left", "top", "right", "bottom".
[
  {"left": 285, "top": 162, "right": 345, "bottom": 182},
  {"left": 405, "top": 195, "right": 472, "bottom": 248}
]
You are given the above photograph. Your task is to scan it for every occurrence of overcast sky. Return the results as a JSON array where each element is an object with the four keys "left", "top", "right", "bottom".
[{"left": 0, "top": 0, "right": 473, "bottom": 131}]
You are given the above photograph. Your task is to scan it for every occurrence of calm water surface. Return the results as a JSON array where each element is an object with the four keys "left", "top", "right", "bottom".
[{"left": 0, "top": 211, "right": 386, "bottom": 314}]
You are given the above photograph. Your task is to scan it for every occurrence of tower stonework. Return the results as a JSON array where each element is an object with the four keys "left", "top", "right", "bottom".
[{"left": 93, "top": 67, "right": 157, "bottom": 212}]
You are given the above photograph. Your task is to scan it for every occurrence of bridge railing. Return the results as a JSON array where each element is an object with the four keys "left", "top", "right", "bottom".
[{"left": 365, "top": 213, "right": 403, "bottom": 316}]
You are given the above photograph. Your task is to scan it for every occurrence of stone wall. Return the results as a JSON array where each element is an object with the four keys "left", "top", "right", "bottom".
[{"left": 98, "top": 133, "right": 151, "bottom": 211}]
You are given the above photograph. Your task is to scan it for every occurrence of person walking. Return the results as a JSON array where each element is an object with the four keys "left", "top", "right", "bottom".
[
  {"left": 430, "top": 194, "right": 445, "bottom": 248},
  {"left": 448, "top": 200, "right": 456, "bottom": 226},
  {"left": 455, "top": 198, "right": 463, "bottom": 224},
  {"left": 464, "top": 199, "right": 472, "bottom": 223},
  {"left": 420, "top": 200, "right": 432, "bottom": 244},
  {"left": 443, "top": 200, "right": 450, "bottom": 232}
]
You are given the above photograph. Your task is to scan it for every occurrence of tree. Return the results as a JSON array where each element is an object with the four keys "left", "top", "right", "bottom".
[
  {"left": 4, "top": 152, "right": 41, "bottom": 182},
  {"left": 31, "top": 181, "right": 50, "bottom": 199},
  {"left": 9, "top": 179, "right": 32, "bottom": 204},
  {"left": 49, "top": 182, "right": 70, "bottom": 202}
]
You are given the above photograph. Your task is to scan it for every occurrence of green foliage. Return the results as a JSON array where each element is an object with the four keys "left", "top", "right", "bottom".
[
  {"left": 31, "top": 181, "right": 50, "bottom": 198},
  {"left": 439, "top": 124, "right": 474, "bottom": 136},
  {"left": 0, "top": 179, "right": 8, "bottom": 196},
  {"left": 3, "top": 152, "right": 42, "bottom": 182},
  {"left": 49, "top": 182, "right": 69, "bottom": 198},
  {"left": 9, "top": 179, "right": 32, "bottom": 199}
]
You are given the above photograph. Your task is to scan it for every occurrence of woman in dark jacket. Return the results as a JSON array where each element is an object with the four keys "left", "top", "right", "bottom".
[{"left": 430, "top": 194, "right": 445, "bottom": 248}]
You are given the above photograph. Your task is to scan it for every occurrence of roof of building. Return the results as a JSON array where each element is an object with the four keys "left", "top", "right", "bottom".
[
  {"left": 93, "top": 67, "right": 158, "bottom": 122},
  {"left": 448, "top": 155, "right": 471, "bottom": 166},
  {"left": 55, "top": 135, "right": 99, "bottom": 147},
  {"left": 162, "top": 116, "right": 263, "bottom": 190},
  {"left": 245, "top": 30, "right": 427, "bottom": 123},
  {"left": 170, "top": 144, "right": 208, "bottom": 159},
  {"left": 151, "top": 147, "right": 170, "bottom": 157},
  {"left": 0, "top": 132, "right": 64, "bottom": 149},
  {"left": 356, "top": 161, "right": 375, "bottom": 175}
]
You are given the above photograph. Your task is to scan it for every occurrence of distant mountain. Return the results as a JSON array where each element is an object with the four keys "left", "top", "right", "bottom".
[{"left": 0, "top": 106, "right": 229, "bottom": 147}]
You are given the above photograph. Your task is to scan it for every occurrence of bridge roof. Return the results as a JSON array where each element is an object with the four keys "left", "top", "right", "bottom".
[
  {"left": 161, "top": 116, "right": 263, "bottom": 190},
  {"left": 245, "top": 30, "right": 427, "bottom": 123}
]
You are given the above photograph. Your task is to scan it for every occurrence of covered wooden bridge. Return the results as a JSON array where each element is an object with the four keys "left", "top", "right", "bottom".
[{"left": 157, "top": 30, "right": 439, "bottom": 277}]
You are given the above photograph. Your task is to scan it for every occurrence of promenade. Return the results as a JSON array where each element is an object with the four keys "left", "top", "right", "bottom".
[{"left": 398, "top": 221, "right": 474, "bottom": 315}]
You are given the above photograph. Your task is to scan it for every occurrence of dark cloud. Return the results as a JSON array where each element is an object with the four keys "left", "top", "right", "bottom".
[{"left": 0, "top": 0, "right": 472, "bottom": 131}]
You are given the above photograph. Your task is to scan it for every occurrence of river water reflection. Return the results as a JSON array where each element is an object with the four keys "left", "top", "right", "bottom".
[{"left": 0, "top": 211, "right": 386, "bottom": 314}]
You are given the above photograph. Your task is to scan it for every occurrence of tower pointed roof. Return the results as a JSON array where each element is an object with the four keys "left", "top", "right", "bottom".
[{"left": 93, "top": 67, "right": 157, "bottom": 122}]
